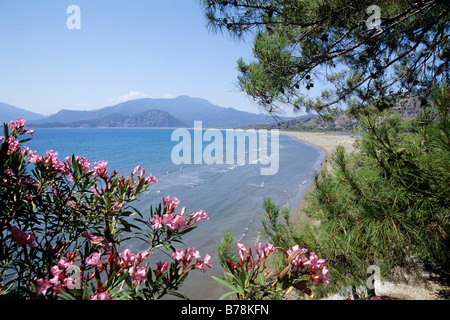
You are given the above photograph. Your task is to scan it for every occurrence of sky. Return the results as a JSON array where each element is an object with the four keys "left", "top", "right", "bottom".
[{"left": 0, "top": 0, "right": 264, "bottom": 116}]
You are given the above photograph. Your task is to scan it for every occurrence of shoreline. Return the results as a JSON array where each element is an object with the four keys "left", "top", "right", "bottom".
[{"left": 279, "top": 131, "right": 355, "bottom": 224}]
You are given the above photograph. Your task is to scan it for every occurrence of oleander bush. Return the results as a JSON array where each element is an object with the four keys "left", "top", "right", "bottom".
[{"left": 0, "top": 119, "right": 211, "bottom": 300}]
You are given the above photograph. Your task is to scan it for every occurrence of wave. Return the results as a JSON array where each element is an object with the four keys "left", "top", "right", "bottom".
[{"left": 249, "top": 182, "right": 264, "bottom": 188}]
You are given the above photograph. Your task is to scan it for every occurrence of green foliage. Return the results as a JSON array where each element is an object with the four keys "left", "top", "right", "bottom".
[
  {"left": 214, "top": 229, "right": 331, "bottom": 299},
  {"left": 0, "top": 120, "right": 211, "bottom": 299},
  {"left": 202, "top": 0, "right": 449, "bottom": 115},
  {"left": 261, "top": 197, "right": 292, "bottom": 249},
  {"left": 215, "top": 232, "right": 279, "bottom": 300},
  {"left": 262, "top": 85, "right": 449, "bottom": 295}
]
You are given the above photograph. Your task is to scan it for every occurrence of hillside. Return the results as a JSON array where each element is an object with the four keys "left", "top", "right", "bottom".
[
  {"left": 0, "top": 102, "right": 46, "bottom": 124},
  {"left": 30, "top": 110, "right": 186, "bottom": 128},
  {"left": 27, "top": 96, "right": 296, "bottom": 128},
  {"left": 241, "top": 95, "right": 425, "bottom": 132}
]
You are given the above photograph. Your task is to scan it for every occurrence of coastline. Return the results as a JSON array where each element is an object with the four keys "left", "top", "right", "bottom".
[{"left": 279, "top": 131, "right": 355, "bottom": 224}]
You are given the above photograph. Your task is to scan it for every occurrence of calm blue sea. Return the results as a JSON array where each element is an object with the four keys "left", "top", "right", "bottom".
[{"left": 27, "top": 128, "right": 323, "bottom": 299}]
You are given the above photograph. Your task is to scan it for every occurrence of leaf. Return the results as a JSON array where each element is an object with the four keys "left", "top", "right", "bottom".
[
  {"left": 258, "top": 272, "right": 266, "bottom": 286},
  {"left": 264, "top": 269, "right": 279, "bottom": 280},
  {"left": 287, "top": 249, "right": 303, "bottom": 265},
  {"left": 218, "top": 290, "right": 240, "bottom": 300},
  {"left": 212, "top": 276, "right": 239, "bottom": 292},
  {"left": 277, "top": 265, "right": 291, "bottom": 282},
  {"left": 168, "top": 290, "right": 189, "bottom": 300},
  {"left": 58, "top": 290, "right": 77, "bottom": 300}
]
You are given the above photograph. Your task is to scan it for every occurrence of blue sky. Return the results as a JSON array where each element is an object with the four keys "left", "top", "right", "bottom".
[{"left": 0, "top": 0, "right": 310, "bottom": 116}]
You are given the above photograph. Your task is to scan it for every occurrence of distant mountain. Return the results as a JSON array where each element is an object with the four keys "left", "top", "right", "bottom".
[
  {"left": 0, "top": 102, "right": 46, "bottom": 124},
  {"left": 30, "top": 110, "right": 187, "bottom": 128},
  {"left": 29, "top": 96, "right": 296, "bottom": 128}
]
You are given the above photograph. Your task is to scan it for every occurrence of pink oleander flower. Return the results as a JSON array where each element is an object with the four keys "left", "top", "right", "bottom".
[
  {"left": 136, "top": 251, "right": 150, "bottom": 264},
  {"left": 91, "top": 291, "right": 112, "bottom": 300},
  {"left": 67, "top": 200, "right": 77, "bottom": 208},
  {"left": 129, "top": 264, "right": 148, "bottom": 286},
  {"left": 119, "top": 249, "right": 135, "bottom": 266},
  {"left": 57, "top": 257, "right": 73, "bottom": 269},
  {"left": 112, "top": 202, "right": 123, "bottom": 211},
  {"left": 7, "top": 136, "right": 20, "bottom": 154},
  {"left": 119, "top": 249, "right": 149, "bottom": 267},
  {"left": 190, "top": 210, "right": 209, "bottom": 224},
  {"left": 132, "top": 165, "right": 141, "bottom": 175},
  {"left": 49, "top": 265, "right": 64, "bottom": 284},
  {"left": 86, "top": 251, "right": 104, "bottom": 272},
  {"left": 257, "top": 242, "right": 278, "bottom": 258},
  {"left": 172, "top": 248, "right": 186, "bottom": 262},
  {"left": 36, "top": 278, "right": 52, "bottom": 296},
  {"left": 303, "top": 252, "right": 326, "bottom": 270},
  {"left": 145, "top": 173, "right": 158, "bottom": 183},
  {"left": 154, "top": 261, "right": 169, "bottom": 277},
  {"left": 237, "top": 243, "right": 247, "bottom": 260},
  {"left": 37, "top": 150, "right": 69, "bottom": 175},
  {"left": 8, "top": 117, "right": 26, "bottom": 131},
  {"left": 171, "top": 214, "right": 186, "bottom": 230},
  {"left": 150, "top": 214, "right": 163, "bottom": 230},
  {"left": 163, "top": 196, "right": 180, "bottom": 213},
  {"left": 137, "top": 167, "right": 146, "bottom": 179},
  {"left": 81, "top": 231, "right": 105, "bottom": 245},
  {"left": 27, "top": 148, "right": 40, "bottom": 163},
  {"left": 8, "top": 226, "right": 37, "bottom": 248},
  {"left": 195, "top": 254, "right": 212, "bottom": 273},
  {"left": 287, "top": 245, "right": 309, "bottom": 267},
  {"left": 187, "top": 246, "right": 201, "bottom": 260},
  {"left": 150, "top": 212, "right": 187, "bottom": 231},
  {"left": 172, "top": 247, "right": 212, "bottom": 274},
  {"left": 314, "top": 266, "right": 330, "bottom": 286},
  {"left": 75, "top": 156, "right": 93, "bottom": 173},
  {"left": 94, "top": 160, "right": 108, "bottom": 178}
]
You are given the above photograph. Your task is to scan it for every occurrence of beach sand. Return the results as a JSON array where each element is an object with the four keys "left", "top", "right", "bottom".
[{"left": 279, "top": 131, "right": 356, "bottom": 224}]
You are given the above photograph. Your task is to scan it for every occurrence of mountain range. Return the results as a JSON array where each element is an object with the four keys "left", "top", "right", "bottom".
[
  {"left": 0, "top": 102, "right": 46, "bottom": 124},
  {"left": 0, "top": 96, "right": 300, "bottom": 128}
]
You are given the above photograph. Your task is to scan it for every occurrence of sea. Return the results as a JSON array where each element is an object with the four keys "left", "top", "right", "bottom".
[{"left": 27, "top": 127, "right": 324, "bottom": 299}]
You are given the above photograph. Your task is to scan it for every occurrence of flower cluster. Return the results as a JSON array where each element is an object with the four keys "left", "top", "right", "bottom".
[
  {"left": 8, "top": 226, "right": 37, "bottom": 248},
  {"left": 7, "top": 117, "right": 34, "bottom": 135},
  {"left": 1, "top": 118, "right": 33, "bottom": 155},
  {"left": 37, "top": 150, "right": 70, "bottom": 175},
  {"left": 36, "top": 253, "right": 81, "bottom": 297},
  {"left": 172, "top": 246, "right": 212, "bottom": 273},
  {"left": 228, "top": 242, "right": 277, "bottom": 277},
  {"left": 150, "top": 196, "right": 209, "bottom": 231},
  {"left": 218, "top": 242, "right": 330, "bottom": 299},
  {"left": 119, "top": 249, "right": 150, "bottom": 286},
  {"left": 286, "top": 245, "right": 330, "bottom": 286}
]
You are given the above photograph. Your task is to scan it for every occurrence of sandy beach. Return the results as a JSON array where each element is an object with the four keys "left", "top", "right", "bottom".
[{"left": 279, "top": 131, "right": 356, "bottom": 224}]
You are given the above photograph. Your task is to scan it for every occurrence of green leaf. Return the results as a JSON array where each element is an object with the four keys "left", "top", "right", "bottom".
[
  {"left": 211, "top": 276, "right": 239, "bottom": 292},
  {"left": 258, "top": 272, "right": 266, "bottom": 286},
  {"left": 58, "top": 290, "right": 77, "bottom": 300},
  {"left": 218, "top": 290, "right": 240, "bottom": 300}
]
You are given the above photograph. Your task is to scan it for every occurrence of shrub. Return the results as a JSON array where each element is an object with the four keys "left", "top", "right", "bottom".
[
  {"left": 214, "top": 232, "right": 329, "bottom": 300},
  {"left": 0, "top": 119, "right": 211, "bottom": 299}
]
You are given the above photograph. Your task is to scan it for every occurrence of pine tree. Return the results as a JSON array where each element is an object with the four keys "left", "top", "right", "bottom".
[{"left": 201, "top": 0, "right": 449, "bottom": 116}]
